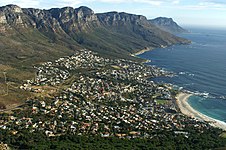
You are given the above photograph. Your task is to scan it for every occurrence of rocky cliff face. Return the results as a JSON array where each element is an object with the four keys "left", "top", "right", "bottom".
[
  {"left": 0, "top": 5, "right": 190, "bottom": 64},
  {"left": 0, "top": 5, "right": 25, "bottom": 33},
  {"left": 97, "top": 12, "right": 147, "bottom": 26},
  {"left": 96, "top": 12, "right": 189, "bottom": 46},
  {"left": 0, "top": 5, "right": 100, "bottom": 33},
  {"left": 149, "top": 17, "right": 188, "bottom": 33}
]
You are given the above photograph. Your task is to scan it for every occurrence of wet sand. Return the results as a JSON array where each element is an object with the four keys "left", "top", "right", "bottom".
[{"left": 176, "top": 92, "right": 226, "bottom": 131}]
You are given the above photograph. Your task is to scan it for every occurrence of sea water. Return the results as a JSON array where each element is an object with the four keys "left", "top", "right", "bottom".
[{"left": 139, "top": 28, "right": 226, "bottom": 122}]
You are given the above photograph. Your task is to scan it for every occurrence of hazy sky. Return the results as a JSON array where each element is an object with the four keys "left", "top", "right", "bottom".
[{"left": 0, "top": 0, "right": 226, "bottom": 28}]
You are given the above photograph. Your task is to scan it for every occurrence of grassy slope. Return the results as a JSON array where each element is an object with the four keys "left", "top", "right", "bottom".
[
  {"left": 0, "top": 29, "right": 82, "bottom": 108},
  {"left": 72, "top": 27, "right": 152, "bottom": 61},
  {"left": 0, "top": 29, "right": 80, "bottom": 66}
]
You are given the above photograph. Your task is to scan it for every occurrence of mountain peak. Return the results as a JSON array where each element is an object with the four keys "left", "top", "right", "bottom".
[
  {"left": 151, "top": 17, "right": 174, "bottom": 25},
  {"left": 0, "top": 4, "right": 22, "bottom": 13},
  {"left": 75, "top": 6, "right": 94, "bottom": 16},
  {"left": 77, "top": 6, "right": 93, "bottom": 11},
  {"left": 149, "top": 17, "right": 188, "bottom": 33},
  {"left": 60, "top": 6, "right": 74, "bottom": 11},
  {"left": 156, "top": 17, "right": 173, "bottom": 20}
]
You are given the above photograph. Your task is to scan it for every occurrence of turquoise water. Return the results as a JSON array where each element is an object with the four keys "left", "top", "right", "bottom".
[
  {"left": 139, "top": 28, "right": 226, "bottom": 122},
  {"left": 189, "top": 96, "right": 226, "bottom": 121}
]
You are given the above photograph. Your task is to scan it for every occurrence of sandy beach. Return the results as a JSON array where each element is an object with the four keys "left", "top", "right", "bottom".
[
  {"left": 176, "top": 93, "right": 226, "bottom": 131},
  {"left": 131, "top": 47, "right": 153, "bottom": 56}
]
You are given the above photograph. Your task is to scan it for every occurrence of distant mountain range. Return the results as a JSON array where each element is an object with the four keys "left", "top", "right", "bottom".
[
  {"left": 0, "top": 4, "right": 190, "bottom": 67},
  {"left": 149, "top": 17, "right": 188, "bottom": 33}
]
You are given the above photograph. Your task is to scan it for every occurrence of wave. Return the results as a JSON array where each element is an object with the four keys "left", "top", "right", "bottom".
[
  {"left": 178, "top": 71, "right": 195, "bottom": 77},
  {"left": 182, "top": 89, "right": 226, "bottom": 100},
  {"left": 183, "top": 83, "right": 195, "bottom": 86},
  {"left": 156, "top": 72, "right": 226, "bottom": 101},
  {"left": 144, "top": 29, "right": 226, "bottom": 124}
]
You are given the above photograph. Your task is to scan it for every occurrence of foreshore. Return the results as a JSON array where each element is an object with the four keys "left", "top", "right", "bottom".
[
  {"left": 176, "top": 92, "right": 226, "bottom": 131},
  {"left": 131, "top": 45, "right": 169, "bottom": 56},
  {"left": 131, "top": 47, "right": 153, "bottom": 56},
  {"left": 131, "top": 48, "right": 153, "bottom": 64}
]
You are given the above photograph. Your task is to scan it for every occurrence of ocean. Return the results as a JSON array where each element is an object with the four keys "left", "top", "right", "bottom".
[{"left": 138, "top": 27, "right": 226, "bottom": 123}]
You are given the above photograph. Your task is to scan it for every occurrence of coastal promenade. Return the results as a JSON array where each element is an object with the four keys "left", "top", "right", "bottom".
[{"left": 176, "top": 93, "right": 226, "bottom": 131}]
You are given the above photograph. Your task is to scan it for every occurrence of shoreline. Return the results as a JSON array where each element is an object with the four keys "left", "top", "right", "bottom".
[
  {"left": 176, "top": 92, "right": 226, "bottom": 131},
  {"left": 131, "top": 47, "right": 153, "bottom": 64},
  {"left": 131, "top": 45, "right": 168, "bottom": 56},
  {"left": 131, "top": 47, "right": 153, "bottom": 56},
  {"left": 133, "top": 45, "right": 226, "bottom": 131},
  {"left": 131, "top": 46, "right": 168, "bottom": 63}
]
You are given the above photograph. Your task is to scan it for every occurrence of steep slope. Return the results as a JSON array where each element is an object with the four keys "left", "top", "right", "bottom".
[
  {"left": 94, "top": 12, "right": 188, "bottom": 55},
  {"left": 0, "top": 5, "right": 81, "bottom": 67},
  {"left": 149, "top": 17, "right": 188, "bottom": 33}
]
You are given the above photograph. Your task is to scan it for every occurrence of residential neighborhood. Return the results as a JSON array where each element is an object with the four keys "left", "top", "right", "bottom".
[{"left": 1, "top": 49, "right": 211, "bottom": 139}]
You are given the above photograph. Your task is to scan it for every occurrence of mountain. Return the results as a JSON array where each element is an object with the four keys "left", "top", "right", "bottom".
[
  {"left": 149, "top": 17, "right": 188, "bottom": 33},
  {"left": 0, "top": 5, "right": 190, "bottom": 65}
]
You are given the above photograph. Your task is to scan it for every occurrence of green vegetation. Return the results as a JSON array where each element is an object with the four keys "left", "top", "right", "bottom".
[
  {"left": 0, "top": 30, "right": 77, "bottom": 66},
  {"left": 156, "top": 99, "right": 168, "bottom": 105},
  {"left": 0, "top": 127, "right": 226, "bottom": 149},
  {"left": 220, "top": 132, "right": 226, "bottom": 138}
]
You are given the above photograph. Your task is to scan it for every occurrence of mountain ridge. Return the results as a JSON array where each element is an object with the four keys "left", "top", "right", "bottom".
[
  {"left": 0, "top": 4, "right": 190, "bottom": 66},
  {"left": 0, "top": 5, "right": 188, "bottom": 34}
]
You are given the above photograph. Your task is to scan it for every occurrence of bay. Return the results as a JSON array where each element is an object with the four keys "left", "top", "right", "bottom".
[{"left": 139, "top": 28, "right": 226, "bottom": 122}]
